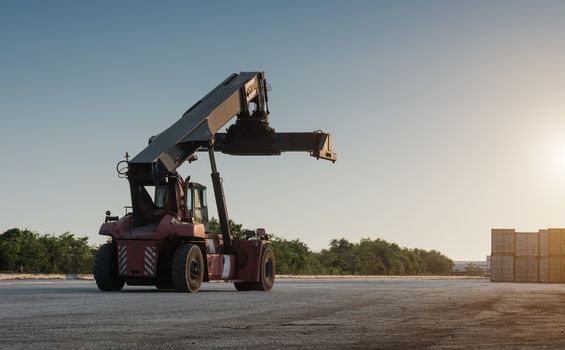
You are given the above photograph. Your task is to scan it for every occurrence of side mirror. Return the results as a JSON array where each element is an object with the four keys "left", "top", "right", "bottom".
[{"left": 105, "top": 210, "right": 111, "bottom": 216}]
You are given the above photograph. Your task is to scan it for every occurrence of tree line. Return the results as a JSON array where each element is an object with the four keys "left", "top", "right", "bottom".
[
  {"left": 0, "top": 228, "right": 95, "bottom": 274},
  {"left": 271, "top": 237, "right": 453, "bottom": 275},
  {"left": 0, "top": 222, "right": 453, "bottom": 275},
  {"left": 207, "top": 219, "right": 454, "bottom": 275}
]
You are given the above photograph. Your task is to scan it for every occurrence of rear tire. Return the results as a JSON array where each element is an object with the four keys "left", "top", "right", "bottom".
[
  {"left": 256, "top": 247, "right": 275, "bottom": 291},
  {"left": 172, "top": 244, "right": 204, "bottom": 293},
  {"left": 94, "top": 243, "right": 125, "bottom": 291}
]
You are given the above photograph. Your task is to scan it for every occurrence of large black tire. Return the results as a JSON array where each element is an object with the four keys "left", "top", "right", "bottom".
[
  {"left": 172, "top": 244, "right": 204, "bottom": 293},
  {"left": 94, "top": 243, "right": 125, "bottom": 291},
  {"left": 256, "top": 247, "right": 275, "bottom": 291}
]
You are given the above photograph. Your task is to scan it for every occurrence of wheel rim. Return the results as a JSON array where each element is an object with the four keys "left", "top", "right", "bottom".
[
  {"left": 264, "top": 258, "right": 273, "bottom": 279},
  {"left": 189, "top": 257, "right": 200, "bottom": 280}
]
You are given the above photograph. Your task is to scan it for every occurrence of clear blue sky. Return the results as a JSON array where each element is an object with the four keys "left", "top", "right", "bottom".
[{"left": 2, "top": 1, "right": 565, "bottom": 260}]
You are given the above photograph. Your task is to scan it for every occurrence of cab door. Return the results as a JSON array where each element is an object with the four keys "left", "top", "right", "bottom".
[{"left": 186, "top": 183, "right": 209, "bottom": 230}]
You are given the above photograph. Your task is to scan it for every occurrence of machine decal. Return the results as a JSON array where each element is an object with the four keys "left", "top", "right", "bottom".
[
  {"left": 144, "top": 246, "right": 156, "bottom": 276},
  {"left": 206, "top": 239, "right": 216, "bottom": 254},
  {"left": 118, "top": 245, "right": 128, "bottom": 275},
  {"left": 221, "top": 255, "right": 231, "bottom": 279}
]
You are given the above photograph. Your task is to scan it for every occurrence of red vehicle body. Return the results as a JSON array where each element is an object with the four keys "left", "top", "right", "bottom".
[{"left": 98, "top": 214, "right": 271, "bottom": 290}]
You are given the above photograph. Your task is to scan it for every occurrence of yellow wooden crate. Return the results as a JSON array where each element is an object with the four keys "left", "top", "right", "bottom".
[
  {"left": 491, "top": 229, "right": 515, "bottom": 255},
  {"left": 548, "top": 229, "right": 562, "bottom": 256},
  {"left": 490, "top": 255, "right": 514, "bottom": 282},
  {"left": 548, "top": 256, "right": 562, "bottom": 283},
  {"left": 514, "top": 257, "right": 538, "bottom": 282},
  {"left": 539, "top": 256, "right": 549, "bottom": 282},
  {"left": 515, "top": 232, "right": 538, "bottom": 257},
  {"left": 539, "top": 229, "right": 548, "bottom": 257}
]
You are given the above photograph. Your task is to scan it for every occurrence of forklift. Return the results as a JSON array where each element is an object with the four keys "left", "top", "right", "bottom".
[{"left": 94, "top": 72, "right": 336, "bottom": 292}]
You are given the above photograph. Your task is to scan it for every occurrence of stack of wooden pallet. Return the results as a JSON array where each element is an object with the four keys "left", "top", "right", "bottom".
[
  {"left": 491, "top": 228, "right": 565, "bottom": 283},
  {"left": 491, "top": 229, "right": 515, "bottom": 282}
]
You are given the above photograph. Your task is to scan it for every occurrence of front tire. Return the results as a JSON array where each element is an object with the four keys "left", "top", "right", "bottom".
[
  {"left": 256, "top": 247, "right": 275, "bottom": 291},
  {"left": 172, "top": 244, "right": 204, "bottom": 293},
  {"left": 93, "top": 243, "right": 125, "bottom": 291}
]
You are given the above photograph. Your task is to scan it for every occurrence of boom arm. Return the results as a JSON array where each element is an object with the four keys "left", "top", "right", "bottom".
[
  {"left": 127, "top": 72, "right": 336, "bottom": 185},
  {"left": 128, "top": 72, "right": 267, "bottom": 184},
  {"left": 124, "top": 72, "right": 336, "bottom": 252},
  {"left": 210, "top": 131, "right": 335, "bottom": 162}
]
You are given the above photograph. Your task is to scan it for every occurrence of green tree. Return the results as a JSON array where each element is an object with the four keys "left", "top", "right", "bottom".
[
  {"left": 207, "top": 217, "right": 246, "bottom": 239},
  {"left": 416, "top": 249, "right": 454, "bottom": 275},
  {"left": 0, "top": 229, "right": 49, "bottom": 272},
  {"left": 0, "top": 229, "right": 94, "bottom": 273},
  {"left": 271, "top": 236, "right": 321, "bottom": 274}
]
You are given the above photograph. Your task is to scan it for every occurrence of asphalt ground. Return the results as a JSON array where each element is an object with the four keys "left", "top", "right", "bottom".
[{"left": 1, "top": 278, "right": 565, "bottom": 349}]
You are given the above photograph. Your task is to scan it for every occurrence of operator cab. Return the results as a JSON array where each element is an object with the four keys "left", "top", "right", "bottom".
[
  {"left": 129, "top": 174, "right": 209, "bottom": 230},
  {"left": 185, "top": 181, "right": 209, "bottom": 230}
]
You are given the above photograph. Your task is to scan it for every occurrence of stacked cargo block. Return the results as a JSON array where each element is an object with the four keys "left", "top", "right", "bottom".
[
  {"left": 491, "top": 228, "right": 565, "bottom": 283},
  {"left": 539, "top": 230, "right": 548, "bottom": 282},
  {"left": 490, "top": 229, "right": 514, "bottom": 282},
  {"left": 514, "top": 232, "right": 538, "bottom": 282},
  {"left": 548, "top": 229, "right": 565, "bottom": 283}
]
